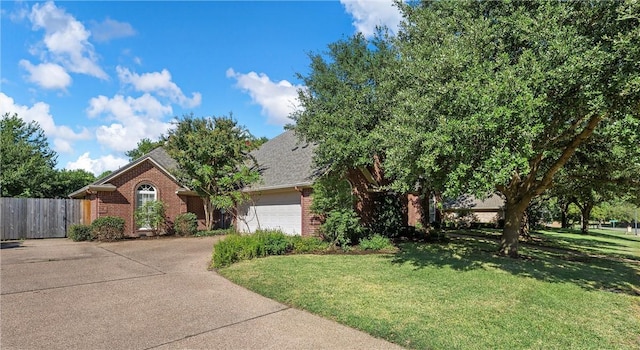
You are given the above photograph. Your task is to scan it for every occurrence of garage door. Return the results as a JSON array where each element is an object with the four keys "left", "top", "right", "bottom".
[{"left": 238, "top": 191, "right": 301, "bottom": 235}]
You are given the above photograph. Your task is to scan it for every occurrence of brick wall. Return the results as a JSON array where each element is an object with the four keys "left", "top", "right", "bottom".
[
  {"left": 95, "top": 160, "right": 192, "bottom": 236},
  {"left": 301, "top": 187, "right": 321, "bottom": 237}
]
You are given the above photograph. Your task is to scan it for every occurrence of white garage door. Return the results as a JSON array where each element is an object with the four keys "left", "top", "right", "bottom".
[{"left": 238, "top": 191, "right": 301, "bottom": 235}]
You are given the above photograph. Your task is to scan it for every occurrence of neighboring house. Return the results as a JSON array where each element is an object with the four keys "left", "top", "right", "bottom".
[
  {"left": 69, "top": 147, "right": 209, "bottom": 237},
  {"left": 443, "top": 193, "right": 505, "bottom": 225},
  {"left": 236, "top": 130, "right": 321, "bottom": 236}
]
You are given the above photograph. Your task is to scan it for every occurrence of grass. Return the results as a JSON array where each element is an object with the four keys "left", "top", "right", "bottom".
[{"left": 218, "top": 229, "right": 640, "bottom": 350}]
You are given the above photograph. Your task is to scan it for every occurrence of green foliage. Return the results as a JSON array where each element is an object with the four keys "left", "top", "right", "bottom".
[
  {"left": 358, "top": 234, "right": 394, "bottom": 251},
  {"left": 96, "top": 170, "right": 113, "bottom": 180},
  {"left": 379, "top": 0, "right": 640, "bottom": 256},
  {"left": 321, "top": 208, "right": 364, "bottom": 247},
  {"left": 91, "top": 216, "right": 125, "bottom": 242},
  {"left": 1, "top": 113, "right": 57, "bottom": 197},
  {"left": 310, "top": 175, "right": 354, "bottom": 214},
  {"left": 368, "top": 192, "right": 404, "bottom": 238},
  {"left": 125, "top": 138, "right": 164, "bottom": 161},
  {"left": 288, "top": 236, "right": 330, "bottom": 254},
  {"left": 212, "top": 230, "right": 292, "bottom": 268},
  {"left": 211, "top": 230, "right": 332, "bottom": 268},
  {"left": 291, "top": 31, "right": 396, "bottom": 175},
  {"left": 195, "top": 227, "right": 235, "bottom": 237},
  {"left": 68, "top": 224, "right": 93, "bottom": 242},
  {"left": 165, "top": 114, "right": 261, "bottom": 229},
  {"left": 134, "top": 200, "right": 166, "bottom": 235},
  {"left": 51, "top": 169, "right": 95, "bottom": 198},
  {"left": 174, "top": 212, "right": 198, "bottom": 236}
]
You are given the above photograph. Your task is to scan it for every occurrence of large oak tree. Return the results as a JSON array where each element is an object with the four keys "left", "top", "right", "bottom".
[{"left": 383, "top": 1, "right": 640, "bottom": 256}]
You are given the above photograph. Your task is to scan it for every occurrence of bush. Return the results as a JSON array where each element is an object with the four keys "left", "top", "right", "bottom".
[
  {"left": 256, "top": 229, "right": 291, "bottom": 255},
  {"left": 212, "top": 230, "right": 298, "bottom": 268},
  {"left": 91, "top": 216, "right": 125, "bottom": 242},
  {"left": 359, "top": 234, "right": 394, "bottom": 251},
  {"left": 195, "top": 227, "right": 235, "bottom": 237},
  {"left": 368, "top": 192, "right": 405, "bottom": 238},
  {"left": 68, "top": 224, "right": 93, "bottom": 241},
  {"left": 174, "top": 212, "right": 198, "bottom": 236},
  {"left": 289, "top": 236, "right": 330, "bottom": 253},
  {"left": 321, "top": 208, "right": 364, "bottom": 247},
  {"left": 134, "top": 200, "right": 166, "bottom": 235}
]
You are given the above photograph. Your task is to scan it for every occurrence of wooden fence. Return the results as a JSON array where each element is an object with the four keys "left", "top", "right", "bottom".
[{"left": 0, "top": 198, "right": 91, "bottom": 240}]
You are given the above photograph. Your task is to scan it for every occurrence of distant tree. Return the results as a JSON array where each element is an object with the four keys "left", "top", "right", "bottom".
[
  {"left": 164, "top": 115, "right": 260, "bottom": 229},
  {"left": 1, "top": 113, "right": 57, "bottom": 197},
  {"left": 50, "top": 169, "right": 96, "bottom": 198},
  {"left": 383, "top": 1, "right": 640, "bottom": 257},
  {"left": 254, "top": 136, "right": 269, "bottom": 148},
  {"left": 125, "top": 138, "right": 164, "bottom": 161},
  {"left": 96, "top": 170, "right": 113, "bottom": 180},
  {"left": 551, "top": 115, "right": 640, "bottom": 233}
]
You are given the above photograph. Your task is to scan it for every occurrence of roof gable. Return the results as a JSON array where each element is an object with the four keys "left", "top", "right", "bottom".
[{"left": 246, "top": 130, "right": 317, "bottom": 191}]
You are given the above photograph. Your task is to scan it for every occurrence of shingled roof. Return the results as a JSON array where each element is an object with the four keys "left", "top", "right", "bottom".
[
  {"left": 246, "top": 129, "right": 317, "bottom": 192},
  {"left": 68, "top": 147, "right": 179, "bottom": 198}
]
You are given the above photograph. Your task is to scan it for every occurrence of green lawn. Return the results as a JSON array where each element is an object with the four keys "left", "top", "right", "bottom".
[{"left": 218, "top": 230, "right": 640, "bottom": 350}]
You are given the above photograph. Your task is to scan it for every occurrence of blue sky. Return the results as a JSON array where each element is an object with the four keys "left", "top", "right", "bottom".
[{"left": 1, "top": 1, "right": 401, "bottom": 175}]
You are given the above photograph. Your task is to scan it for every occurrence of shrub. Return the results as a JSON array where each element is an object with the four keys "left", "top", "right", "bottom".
[
  {"left": 91, "top": 216, "right": 125, "bottom": 242},
  {"left": 212, "top": 234, "right": 244, "bottom": 268},
  {"left": 359, "top": 234, "right": 394, "bottom": 251},
  {"left": 321, "top": 208, "right": 363, "bottom": 247},
  {"left": 212, "top": 230, "right": 293, "bottom": 268},
  {"left": 68, "top": 224, "right": 93, "bottom": 241},
  {"left": 368, "top": 192, "right": 405, "bottom": 238},
  {"left": 289, "top": 236, "right": 330, "bottom": 253},
  {"left": 174, "top": 212, "right": 198, "bottom": 236},
  {"left": 195, "top": 227, "right": 235, "bottom": 237},
  {"left": 255, "top": 229, "right": 291, "bottom": 255},
  {"left": 134, "top": 200, "right": 166, "bottom": 235}
]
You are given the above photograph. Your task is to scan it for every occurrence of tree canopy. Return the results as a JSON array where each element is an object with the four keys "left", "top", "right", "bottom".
[
  {"left": 164, "top": 115, "right": 260, "bottom": 229},
  {"left": 1, "top": 113, "right": 57, "bottom": 197},
  {"left": 380, "top": 0, "right": 640, "bottom": 256},
  {"left": 125, "top": 138, "right": 165, "bottom": 161},
  {"left": 290, "top": 1, "right": 639, "bottom": 257}
]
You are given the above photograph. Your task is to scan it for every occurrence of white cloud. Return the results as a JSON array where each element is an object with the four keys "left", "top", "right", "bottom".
[
  {"left": 86, "top": 93, "right": 173, "bottom": 152},
  {"left": 0, "top": 93, "right": 91, "bottom": 154},
  {"left": 89, "top": 17, "right": 136, "bottom": 43},
  {"left": 19, "top": 60, "right": 72, "bottom": 90},
  {"left": 28, "top": 1, "right": 108, "bottom": 80},
  {"left": 66, "top": 152, "right": 129, "bottom": 176},
  {"left": 340, "top": 0, "right": 402, "bottom": 37},
  {"left": 116, "top": 66, "right": 201, "bottom": 108},
  {"left": 226, "top": 68, "right": 303, "bottom": 126}
]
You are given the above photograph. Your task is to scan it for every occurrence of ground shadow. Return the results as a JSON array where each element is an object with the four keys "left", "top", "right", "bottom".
[
  {"left": 390, "top": 236, "right": 640, "bottom": 296},
  {"left": 1, "top": 242, "right": 23, "bottom": 249}
]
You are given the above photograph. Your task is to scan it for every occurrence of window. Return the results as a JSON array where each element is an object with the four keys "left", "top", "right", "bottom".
[{"left": 136, "top": 184, "right": 157, "bottom": 229}]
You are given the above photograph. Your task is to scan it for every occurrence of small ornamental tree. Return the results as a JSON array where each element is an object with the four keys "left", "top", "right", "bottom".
[
  {"left": 165, "top": 115, "right": 260, "bottom": 230},
  {"left": 134, "top": 200, "right": 166, "bottom": 235}
]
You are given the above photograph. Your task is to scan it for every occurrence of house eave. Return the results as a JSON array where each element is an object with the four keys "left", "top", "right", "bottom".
[
  {"left": 68, "top": 184, "right": 116, "bottom": 198},
  {"left": 243, "top": 182, "right": 313, "bottom": 193}
]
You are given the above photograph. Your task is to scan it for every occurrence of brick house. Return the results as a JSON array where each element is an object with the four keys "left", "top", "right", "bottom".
[
  {"left": 236, "top": 130, "right": 321, "bottom": 236},
  {"left": 69, "top": 148, "right": 209, "bottom": 237}
]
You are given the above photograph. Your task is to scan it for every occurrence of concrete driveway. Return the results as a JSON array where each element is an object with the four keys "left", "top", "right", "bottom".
[{"left": 1, "top": 237, "right": 403, "bottom": 350}]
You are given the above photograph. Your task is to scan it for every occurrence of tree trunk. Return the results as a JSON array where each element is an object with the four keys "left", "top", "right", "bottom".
[
  {"left": 560, "top": 201, "right": 571, "bottom": 228},
  {"left": 580, "top": 203, "right": 593, "bottom": 234},
  {"left": 202, "top": 196, "right": 215, "bottom": 230},
  {"left": 499, "top": 199, "right": 529, "bottom": 258}
]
